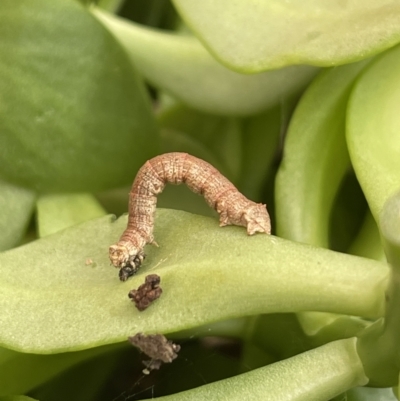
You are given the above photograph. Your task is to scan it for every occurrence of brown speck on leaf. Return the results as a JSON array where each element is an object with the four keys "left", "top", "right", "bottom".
[
  {"left": 128, "top": 274, "right": 162, "bottom": 311},
  {"left": 85, "top": 258, "right": 93, "bottom": 266},
  {"left": 109, "top": 153, "right": 271, "bottom": 280},
  {"left": 128, "top": 333, "right": 180, "bottom": 374}
]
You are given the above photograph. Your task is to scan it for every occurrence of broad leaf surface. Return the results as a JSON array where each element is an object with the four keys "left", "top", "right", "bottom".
[
  {"left": 0, "top": 210, "right": 388, "bottom": 353},
  {"left": 0, "top": 0, "right": 158, "bottom": 193},
  {"left": 93, "top": 8, "right": 318, "bottom": 116},
  {"left": 347, "top": 44, "right": 400, "bottom": 220},
  {"left": 172, "top": 0, "right": 400, "bottom": 72}
]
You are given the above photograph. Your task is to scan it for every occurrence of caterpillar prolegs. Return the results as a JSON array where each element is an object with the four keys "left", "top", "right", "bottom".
[{"left": 109, "top": 152, "right": 271, "bottom": 280}]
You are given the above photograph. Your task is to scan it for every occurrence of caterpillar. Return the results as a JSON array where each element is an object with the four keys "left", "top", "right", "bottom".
[{"left": 109, "top": 152, "right": 271, "bottom": 280}]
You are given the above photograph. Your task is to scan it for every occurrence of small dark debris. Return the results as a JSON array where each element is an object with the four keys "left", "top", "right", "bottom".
[
  {"left": 128, "top": 274, "right": 162, "bottom": 311},
  {"left": 128, "top": 333, "right": 180, "bottom": 374}
]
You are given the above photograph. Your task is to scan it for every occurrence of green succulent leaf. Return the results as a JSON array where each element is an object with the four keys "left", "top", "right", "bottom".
[
  {"left": 0, "top": 180, "right": 36, "bottom": 251},
  {"left": 276, "top": 60, "right": 370, "bottom": 247},
  {"left": 36, "top": 193, "right": 106, "bottom": 237},
  {"left": 172, "top": 0, "right": 400, "bottom": 72},
  {"left": 0, "top": 210, "right": 388, "bottom": 353},
  {"left": 141, "top": 338, "right": 368, "bottom": 401},
  {"left": 0, "top": 0, "right": 159, "bottom": 193},
  {"left": 348, "top": 211, "right": 385, "bottom": 262},
  {"left": 275, "top": 60, "right": 376, "bottom": 348},
  {"left": 347, "top": 44, "right": 400, "bottom": 221},
  {"left": 355, "top": 191, "right": 400, "bottom": 387},
  {"left": 0, "top": 343, "right": 121, "bottom": 396},
  {"left": 92, "top": 8, "right": 318, "bottom": 116}
]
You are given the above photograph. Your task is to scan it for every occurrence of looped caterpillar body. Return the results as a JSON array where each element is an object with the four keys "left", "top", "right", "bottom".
[{"left": 109, "top": 152, "right": 271, "bottom": 280}]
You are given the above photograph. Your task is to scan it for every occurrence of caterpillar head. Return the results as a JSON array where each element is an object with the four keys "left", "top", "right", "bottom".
[
  {"left": 244, "top": 203, "right": 271, "bottom": 235},
  {"left": 109, "top": 243, "right": 130, "bottom": 268}
]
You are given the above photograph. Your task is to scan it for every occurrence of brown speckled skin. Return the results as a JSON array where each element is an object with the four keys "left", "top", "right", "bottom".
[{"left": 109, "top": 153, "right": 271, "bottom": 270}]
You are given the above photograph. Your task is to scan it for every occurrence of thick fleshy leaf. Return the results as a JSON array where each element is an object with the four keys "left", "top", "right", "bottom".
[
  {"left": 0, "top": 0, "right": 158, "bottom": 193},
  {"left": 355, "top": 191, "right": 400, "bottom": 388},
  {"left": 0, "top": 343, "right": 121, "bottom": 396},
  {"left": 347, "top": 44, "right": 400, "bottom": 220},
  {"left": 36, "top": 193, "right": 106, "bottom": 237},
  {"left": 0, "top": 181, "right": 36, "bottom": 251},
  {"left": 275, "top": 60, "right": 374, "bottom": 348},
  {"left": 172, "top": 0, "right": 400, "bottom": 72},
  {"left": 92, "top": 8, "right": 318, "bottom": 116},
  {"left": 276, "top": 60, "right": 371, "bottom": 247},
  {"left": 349, "top": 211, "right": 385, "bottom": 262},
  {"left": 0, "top": 210, "right": 388, "bottom": 352},
  {"left": 141, "top": 338, "right": 368, "bottom": 401}
]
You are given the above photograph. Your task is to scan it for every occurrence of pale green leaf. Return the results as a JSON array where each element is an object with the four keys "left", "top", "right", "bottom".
[
  {"left": 142, "top": 338, "right": 367, "bottom": 401},
  {"left": 172, "top": 0, "right": 400, "bottom": 72},
  {"left": 276, "top": 60, "right": 371, "bottom": 246},
  {"left": 0, "top": 181, "right": 36, "bottom": 251},
  {"left": 0, "top": 210, "right": 388, "bottom": 353},
  {"left": 347, "top": 44, "right": 400, "bottom": 220},
  {"left": 274, "top": 60, "right": 373, "bottom": 349},
  {"left": 0, "top": 0, "right": 158, "bottom": 193},
  {"left": 348, "top": 211, "right": 385, "bottom": 262},
  {"left": 0, "top": 343, "right": 121, "bottom": 396},
  {"left": 92, "top": 8, "right": 318, "bottom": 116},
  {"left": 36, "top": 193, "right": 106, "bottom": 237}
]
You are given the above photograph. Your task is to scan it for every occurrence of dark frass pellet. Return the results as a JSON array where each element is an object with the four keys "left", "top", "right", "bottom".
[{"left": 128, "top": 274, "right": 162, "bottom": 311}]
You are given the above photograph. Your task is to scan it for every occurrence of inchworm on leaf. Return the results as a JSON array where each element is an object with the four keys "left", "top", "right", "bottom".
[{"left": 109, "top": 152, "right": 271, "bottom": 279}]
